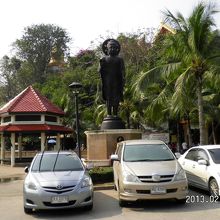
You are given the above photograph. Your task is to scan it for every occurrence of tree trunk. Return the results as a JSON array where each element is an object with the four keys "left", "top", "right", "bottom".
[
  {"left": 186, "top": 113, "right": 193, "bottom": 147},
  {"left": 212, "top": 121, "right": 217, "bottom": 144},
  {"left": 176, "top": 118, "right": 181, "bottom": 152},
  {"left": 197, "top": 76, "right": 206, "bottom": 145},
  {"left": 126, "top": 110, "right": 130, "bottom": 129}
]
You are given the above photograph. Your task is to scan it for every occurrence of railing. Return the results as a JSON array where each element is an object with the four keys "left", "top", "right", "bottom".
[
  {"left": 3, "top": 151, "right": 38, "bottom": 158},
  {"left": 3, "top": 150, "right": 87, "bottom": 159}
]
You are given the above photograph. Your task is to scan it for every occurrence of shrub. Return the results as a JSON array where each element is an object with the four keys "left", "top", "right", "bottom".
[{"left": 89, "top": 166, "right": 113, "bottom": 183}]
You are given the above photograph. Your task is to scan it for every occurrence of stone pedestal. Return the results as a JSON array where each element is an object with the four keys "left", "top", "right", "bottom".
[{"left": 85, "top": 129, "right": 142, "bottom": 160}]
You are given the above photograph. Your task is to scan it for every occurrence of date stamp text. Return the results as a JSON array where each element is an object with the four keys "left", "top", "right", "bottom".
[{"left": 186, "top": 195, "right": 219, "bottom": 203}]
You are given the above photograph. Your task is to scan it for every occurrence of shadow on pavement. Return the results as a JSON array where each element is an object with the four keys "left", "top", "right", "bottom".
[
  {"left": 32, "top": 191, "right": 121, "bottom": 219},
  {"left": 124, "top": 188, "right": 220, "bottom": 213},
  {"left": 0, "top": 176, "right": 23, "bottom": 183}
]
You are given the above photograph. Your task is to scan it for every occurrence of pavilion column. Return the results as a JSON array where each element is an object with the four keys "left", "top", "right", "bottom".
[
  {"left": 18, "top": 134, "right": 22, "bottom": 159},
  {"left": 55, "top": 133, "right": 61, "bottom": 151},
  {"left": 1, "top": 134, "right": 5, "bottom": 165},
  {"left": 41, "top": 132, "right": 46, "bottom": 151},
  {"left": 11, "top": 133, "right": 15, "bottom": 167}
]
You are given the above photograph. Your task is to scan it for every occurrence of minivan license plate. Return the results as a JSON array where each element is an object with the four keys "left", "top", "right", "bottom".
[
  {"left": 51, "top": 196, "right": 69, "bottom": 204},
  {"left": 151, "top": 186, "right": 166, "bottom": 194}
]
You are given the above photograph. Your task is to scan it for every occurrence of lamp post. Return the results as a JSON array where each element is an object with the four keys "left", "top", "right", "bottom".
[{"left": 69, "top": 82, "right": 83, "bottom": 158}]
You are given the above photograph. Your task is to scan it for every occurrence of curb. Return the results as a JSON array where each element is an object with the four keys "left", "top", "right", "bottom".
[{"left": 94, "top": 184, "right": 114, "bottom": 191}]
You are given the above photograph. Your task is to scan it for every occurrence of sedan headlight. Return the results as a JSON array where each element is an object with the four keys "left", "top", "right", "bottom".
[
  {"left": 123, "top": 171, "right": 140, "bottom": 183},
  {"left": 173, "top": 167, "right": 187, "bottom": 181},
  {"left": 81, "top": 176, "right": 92, "bottom": 188},
  {"left": 26, "top": 181, "right": 37, "bottom": 190}
]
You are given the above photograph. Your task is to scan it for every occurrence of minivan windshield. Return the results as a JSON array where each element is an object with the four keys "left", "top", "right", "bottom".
[
  {"left": 31, "top": 154, "right": 84, "bottom": 172},
  {"left": 123, "top": 144, "right": 175, "bottom": 162}
]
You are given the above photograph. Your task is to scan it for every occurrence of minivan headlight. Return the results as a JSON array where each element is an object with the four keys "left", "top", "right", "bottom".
[
  {"left": 123, "top": 171, "right": 140, "bottom": 183},
  {"left": 173, "top": 167, "right": 187, "bottom": 181}
]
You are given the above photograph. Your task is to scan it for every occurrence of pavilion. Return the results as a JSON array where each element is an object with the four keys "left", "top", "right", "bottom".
[{"left": 0, "top": 86, "right": 73, "bottom": 166}]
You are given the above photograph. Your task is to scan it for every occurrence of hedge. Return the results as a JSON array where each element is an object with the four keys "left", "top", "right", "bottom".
[{"left": 89, "top": 166, "right": 113, "bottom": 183}]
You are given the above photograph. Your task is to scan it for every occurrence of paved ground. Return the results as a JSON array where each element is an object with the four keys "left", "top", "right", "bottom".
[
  {"left": 1, "top": 165, "right": 220, "bottom": 220},
  {"left": 1, "top": 180, "right": 220, "bottom": 220},
  {"left": 0, "top": 165, "right": 25, "bottom": 179}
]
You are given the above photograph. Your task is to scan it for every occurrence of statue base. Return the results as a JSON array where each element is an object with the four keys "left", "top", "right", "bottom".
[
  {"left": 101, "top": 116, "right": 125, "bottom": 130},
  {"left": 85, "top": 129, "right": 142, "bottom": 160}
]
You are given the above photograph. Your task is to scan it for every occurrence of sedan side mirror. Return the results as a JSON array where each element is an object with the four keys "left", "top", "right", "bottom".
[
  {"left": 175, "top": 152, "right": 181, "bottom": 159},
  {"left": 24, "top": 166, "right": 29, "bottom": 173},
  {"left": 110, "top": 154, "right": 119, "bottom": 161},
  {"left": 198, "top": 159, "right": 208, "bottom": 166}
]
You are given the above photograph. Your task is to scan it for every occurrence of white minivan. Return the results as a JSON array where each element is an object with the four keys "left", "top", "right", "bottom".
[{"left": 111, "top": 140, "right": 188, "bottom": 207}]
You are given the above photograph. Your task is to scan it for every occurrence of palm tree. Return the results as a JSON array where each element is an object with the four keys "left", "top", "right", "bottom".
[
  {"left": 202, "top": 75, "right": 220, "bottom": 144},
  {"left": 120, "top": 86, "right": 145, "bottom": 129},
  {"left": 135, "top": 2, "right": 220, "bottom": 145}
]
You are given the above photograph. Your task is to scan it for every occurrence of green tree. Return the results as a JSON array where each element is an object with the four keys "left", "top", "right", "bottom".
[
  {"left": 13, "top": 24, "right": 71, "bottom": 84},
  {"left": 135, "top": 2, "right": 220, "bottom": 145},
  {"left": 35, "top": 49, "right": 100, "bottom": 131},
  {"left": 0, "top": 55, "right": 21, "bottom": 101},
  {"left": 202, "top": 75, "right": 220, "bottom": 144},
  {"left": 118, "top": 30, "right": 154, "bottom": 73}
]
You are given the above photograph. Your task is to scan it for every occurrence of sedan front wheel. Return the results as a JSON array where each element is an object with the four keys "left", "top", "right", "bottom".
[
  {"left": 24, "top": 207, "right": 33, "bottom": 214},
  {"left": 209, "top": 178, "right": 219, "bottom": 198}
]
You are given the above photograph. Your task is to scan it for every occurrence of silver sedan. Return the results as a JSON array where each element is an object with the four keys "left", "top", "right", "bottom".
[{"left": 23, "top": 151, "right": 93, "bottom": 214}]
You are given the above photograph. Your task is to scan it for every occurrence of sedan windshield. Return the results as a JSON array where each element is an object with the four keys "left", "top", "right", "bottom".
[
  {"left": 123, "top": 144, "right": 175, "bottom": 162},
  {"left": 31, "top": 154, "right": 84, "bottom": 172},
  {"left": 208, "top": 149, "right": 220, "bottom": 164}
]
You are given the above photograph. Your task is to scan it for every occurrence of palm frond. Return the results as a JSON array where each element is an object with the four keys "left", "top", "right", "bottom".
[
  {"left": 134, "top": 62, "right": 180, "bottom": 95},
  {"left": 171, "top": 66, "right": 197, "bottom": 115},
  {"left": 144, "top": 81, "right": 173, "bottom": 123},
  {"left": 162, "top": 9, "right": 182, "bottom": 30},
  {"left": 94, "top": 104, "right": 106, "bottom": 125}
]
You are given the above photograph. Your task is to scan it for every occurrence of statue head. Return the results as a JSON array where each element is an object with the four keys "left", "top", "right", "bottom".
[{"left": 102, "top": 39, "right": 120, "bottom": 56}]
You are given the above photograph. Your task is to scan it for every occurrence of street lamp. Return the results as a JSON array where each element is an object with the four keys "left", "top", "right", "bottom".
[{"left": 69, "top": 82, "right": 83, "bottom": 158}]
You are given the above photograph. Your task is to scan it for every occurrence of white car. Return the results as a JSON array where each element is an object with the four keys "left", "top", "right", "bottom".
[
  {"left": 178, "top": 145, "right": 220, "bottom": 198},
  {"left": 23, "top": 151, "right": 93, "bottom": 214}
]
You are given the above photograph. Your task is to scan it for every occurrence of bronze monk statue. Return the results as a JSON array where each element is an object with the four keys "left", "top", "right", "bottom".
[{"left": 99, "top": 39, "right": 125, "bottom": 116}]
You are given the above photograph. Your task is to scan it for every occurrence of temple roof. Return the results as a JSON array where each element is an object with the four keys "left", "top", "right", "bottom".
[
  {"left": 0, "top": 86, "right": 64, "bottom": 115},
  {"left": 159, "top": 23, "right": 176, "bottom": 34}
]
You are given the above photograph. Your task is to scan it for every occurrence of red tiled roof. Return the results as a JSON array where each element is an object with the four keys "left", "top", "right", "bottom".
[
  {"left": 0, "top": 86, "right": 64, "bottom": 115},
  {"left": 0, "top": 124, "right": 73, "bottom": 133}
]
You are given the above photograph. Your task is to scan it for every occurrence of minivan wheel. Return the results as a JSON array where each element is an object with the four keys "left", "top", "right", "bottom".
[
  {"left": 119, "top": 199, "right": 128, "bottom": 207},
  {"left": 118, "top": 182, "right": 128, "bottom": 207},
  {"left": 209, "top": 178, "right": 219, "bottom": 197},
  {"left": 24, "top": 207, "right": 33, "bottom": 214}
]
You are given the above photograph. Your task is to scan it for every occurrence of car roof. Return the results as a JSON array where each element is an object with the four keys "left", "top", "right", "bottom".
[
  {"left": 190, "top": 145, "right": 220, "bottom": 150},
  {"left": 36, "top": 151, "right": 78, "bottom": 156},
  {"left": 120, "top": 139, "right": 166, "bottom": 145}
]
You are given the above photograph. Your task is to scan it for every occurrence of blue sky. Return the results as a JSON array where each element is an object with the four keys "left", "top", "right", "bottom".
[{"left": 0, "top": 0, "right": 219, "bottom": 58}]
